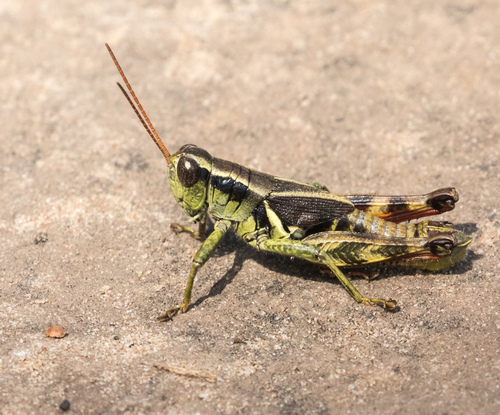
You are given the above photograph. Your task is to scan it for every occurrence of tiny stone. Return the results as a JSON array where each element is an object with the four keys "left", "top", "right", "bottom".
[
  {"left": 34, "top": 232, "right": 48, "bottom": 244},
  {"left": 113, "top": 335, "right": 120, "bottom": 340},
  {"left": 59, "top": 399, "right": 70, "bottom": 411}
]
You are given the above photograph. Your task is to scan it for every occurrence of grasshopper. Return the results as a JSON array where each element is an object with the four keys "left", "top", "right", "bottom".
[{"left": 106, "top": 44, "right": 472, "bottom": 322}]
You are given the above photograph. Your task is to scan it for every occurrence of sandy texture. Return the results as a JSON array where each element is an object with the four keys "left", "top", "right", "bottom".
[{"left": 1, "top": 1, "right": 499, "bottom": 414}]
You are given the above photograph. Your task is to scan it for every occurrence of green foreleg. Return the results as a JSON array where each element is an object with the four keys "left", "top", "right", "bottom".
[
  {"left": 158, "top": 220, "right": 230, "bottom": 322},
  {"left": 170, "top": 210, "right": 208, "bottom": 240}
]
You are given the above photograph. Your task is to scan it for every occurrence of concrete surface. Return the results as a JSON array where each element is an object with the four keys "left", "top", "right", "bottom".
[{"left": 1, "top": 1, "right": 499, "bottom": 414}]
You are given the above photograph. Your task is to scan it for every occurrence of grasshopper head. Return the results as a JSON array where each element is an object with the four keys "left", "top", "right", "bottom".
[
  {"left": 106, "top": 45, "right": 213, "bottom": 219},
  {"left": 168, "top": 144, "right": 213, "bottom": 218}
]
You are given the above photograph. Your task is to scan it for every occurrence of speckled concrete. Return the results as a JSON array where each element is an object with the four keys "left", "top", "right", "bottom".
[{"left": 1, "top": 1, "right": 499, "bottom": 414}]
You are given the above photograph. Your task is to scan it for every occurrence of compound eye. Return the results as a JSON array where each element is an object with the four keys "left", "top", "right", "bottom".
[{"left": 177, "top": 156, "right": 200, "bottom": 188}]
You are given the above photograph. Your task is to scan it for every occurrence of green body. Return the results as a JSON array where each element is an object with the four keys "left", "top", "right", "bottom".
[{"left": 158, "top": 144, "right": 471, "bottom": 321}]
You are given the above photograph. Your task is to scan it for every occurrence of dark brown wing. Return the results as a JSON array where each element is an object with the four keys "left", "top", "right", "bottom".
[{"left": 266, "top": 178, "right": 354, "bottom": 227}]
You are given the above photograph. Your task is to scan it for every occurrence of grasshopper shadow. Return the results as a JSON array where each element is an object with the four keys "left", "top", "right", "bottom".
[{"left": 191, "top": 232, "right": 322, "bottom": 310}]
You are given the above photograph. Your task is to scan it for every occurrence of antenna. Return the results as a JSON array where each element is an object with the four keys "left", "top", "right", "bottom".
[{"left": 105, "top": 43, "right": 171, "bottom": 164}]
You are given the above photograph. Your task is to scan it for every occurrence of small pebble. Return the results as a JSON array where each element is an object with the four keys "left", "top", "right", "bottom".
[
  {"left": 59, "top": 399, "right": 70, "bottom": 411},
  {"left": 34, "top": 232, "right": 48, "bottom": 244}
]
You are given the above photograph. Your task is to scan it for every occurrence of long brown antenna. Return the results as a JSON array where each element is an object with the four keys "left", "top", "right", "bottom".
[{"left": 105, "top": 43, "right": 171, "bottom": 164}]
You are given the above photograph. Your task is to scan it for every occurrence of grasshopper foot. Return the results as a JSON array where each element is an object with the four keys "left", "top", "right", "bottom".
[
  {"left": 157, "top": 306, "right": 180, "bottom": 322},
  {"left": 346, "top": 270, "right": 380, "bottom": 281},
  {"left": 170, "top": 223, "right": 204, "bottom": 240},
  {"left": 362, "top": 297, "right": 398, "bottom": 311},
  {"left": 157, "top": 301, "right": 191, "bottom": 322},
  {"left": 320, "top": 267, "right": 380, "bottom": 281}
]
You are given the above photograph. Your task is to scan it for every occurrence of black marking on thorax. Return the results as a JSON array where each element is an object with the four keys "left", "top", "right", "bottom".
[
  {"left": 210, "top": 172, "right": 249, "bottom": 202},
  {"left": 210, "top": 157, "right": 277, "bottom": 219},
  {"left": 210, "top": 160, "right": 253, "bottom": 214},
  {"left": 211, "top": 176, "right": 235, "bottom": 192},
  {"left": 199, "top": 167, "right": 210, "bottom": 182}
]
